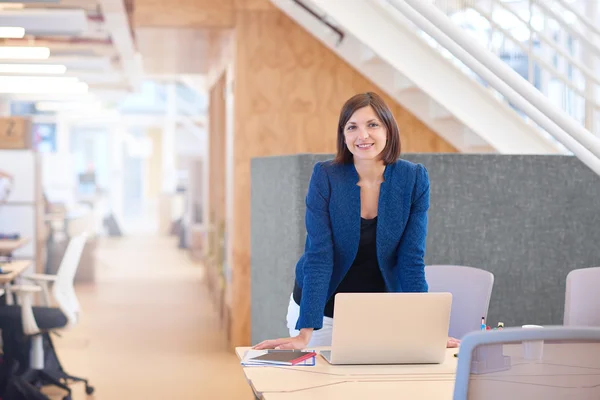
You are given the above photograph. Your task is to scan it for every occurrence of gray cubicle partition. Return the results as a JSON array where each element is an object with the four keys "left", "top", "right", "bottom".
[{"left": 250, "top": 153, "right": 600, "bottom": 344}]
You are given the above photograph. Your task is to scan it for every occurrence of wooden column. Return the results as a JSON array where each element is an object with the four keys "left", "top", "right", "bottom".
[{"left": 207, "top": 73, "right": 228, "bottom": 321}]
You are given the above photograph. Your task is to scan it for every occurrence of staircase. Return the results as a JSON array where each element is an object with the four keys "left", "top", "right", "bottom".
[{"left": 270, "top": 0, "right": 599, "bottom": 156}]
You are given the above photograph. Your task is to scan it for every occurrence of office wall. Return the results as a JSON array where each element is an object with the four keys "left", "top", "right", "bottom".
[{"left": 250, "top": 154, "right": 600, "bottom": 344}]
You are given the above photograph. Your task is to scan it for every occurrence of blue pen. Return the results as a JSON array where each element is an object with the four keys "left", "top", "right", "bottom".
[{"left": 481, "top": 317, "right": 486, "bottom": 331}]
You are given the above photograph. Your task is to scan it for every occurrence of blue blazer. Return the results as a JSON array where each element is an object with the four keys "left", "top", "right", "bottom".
[{"left": 294, "top": 159, "right": 430, "bottom": 330}]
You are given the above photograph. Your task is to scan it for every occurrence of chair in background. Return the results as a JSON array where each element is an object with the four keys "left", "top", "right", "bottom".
[
  {"left": 454, "top": 326, "right": 600, "bottom": 399},
  {"left": 564, "top": 266, "right": 600, "bottom": 326},
  {"left": 0, "top": 232, "right": 93, "bottom": 400},
  {"left": 425, "top": 265, "right": 494, "bottom": 339}
]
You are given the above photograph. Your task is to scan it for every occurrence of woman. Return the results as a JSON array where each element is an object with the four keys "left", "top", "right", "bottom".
[{"left": 254, "top": 92, "right": 460, "bottom": 350}]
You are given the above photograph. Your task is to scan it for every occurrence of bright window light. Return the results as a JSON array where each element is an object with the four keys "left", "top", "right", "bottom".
[
  {"left": 0, "top": 27, "right": 25, "bottom": 39},
  {"left": 0, "top": 64, "right": 66, "bottom": 74},
  {"left": 0, "top": 47, "right": 50, "bottom": 60}
]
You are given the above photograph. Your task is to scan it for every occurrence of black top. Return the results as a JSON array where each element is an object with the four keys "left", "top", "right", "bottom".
[{"left": 293, "top": 216, "right": 386, "bottom": 318}]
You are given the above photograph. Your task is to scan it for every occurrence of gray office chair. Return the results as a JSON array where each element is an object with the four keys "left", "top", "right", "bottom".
[
  {"left": 564, "top": 267, "right": 600, "bottom": 326},
  {"left": 425, "top": 265, "right": 494, "bottom": 339},
  {"left": 454, "top": 326, "right": 600, "bottom": 399}
]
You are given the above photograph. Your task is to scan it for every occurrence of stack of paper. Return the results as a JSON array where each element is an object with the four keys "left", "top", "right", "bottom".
[{"left": 241, "top": 350, "right": 317, "bottom": 367}]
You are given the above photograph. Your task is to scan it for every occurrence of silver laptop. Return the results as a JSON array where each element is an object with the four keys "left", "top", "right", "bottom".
[{"left": 320, "top": 292, "right": 452, "bottom": 365}]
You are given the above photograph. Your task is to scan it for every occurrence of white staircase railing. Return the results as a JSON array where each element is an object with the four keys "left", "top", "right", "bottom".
[
  {"left": 384, "top": 0, "right": 600, "bottom": 175},
  {"left": 430, "top": 0, "right": 600, "bottom": 136}
]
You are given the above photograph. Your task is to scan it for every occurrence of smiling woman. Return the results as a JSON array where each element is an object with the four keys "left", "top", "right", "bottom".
[
  {"left": 335, "top": 92, "right": 400, "bottom": 166},
  {"left": 253, "top": 92, "right": 460, "bottom": 352}
]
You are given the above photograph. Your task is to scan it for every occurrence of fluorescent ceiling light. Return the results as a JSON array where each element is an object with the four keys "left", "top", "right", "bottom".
[
  {"left": 0, "top": 82, "right": 88, "bottom": 95},
  {"left": 0, "top": 3, "right": 25, "bottom": 10},
  {"left": 35, "top": 100, "right": 102, "bottom": 112},
  {"left": 0, "top": 47, "right": 50, "bottom": 60},
  {"left": 0, "top": 76, "right": 88, "bottom": 94},
  {"left": 0, "top": 76, "right": 79, "bottom": 84},
  {"left": 0, "top": 27, "right": 25, "bottom": 39},
  {"left": 0, "top": 64, "right": 66, "bottom": 74}
]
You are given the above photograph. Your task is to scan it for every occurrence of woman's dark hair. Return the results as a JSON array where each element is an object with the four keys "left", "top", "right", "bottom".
[{"left": 334, "top": 92, "right": 401, "bottom": 165}]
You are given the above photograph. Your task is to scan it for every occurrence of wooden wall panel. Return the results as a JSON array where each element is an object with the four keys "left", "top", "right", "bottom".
[
  {"left": 228, "top": 8, "right": 457, "bottom": 347},
  {"left": 234, "top": 0, "right": 274, "bottom": 11},
  {"left": 209, "top": 74, "right": 226, "bottom": 233},
  {"left": 134, "top": 0, "right": 235, "bottom": 28},
  {"left": 136, "top": 28, "right": 211, "bottom": 74}
]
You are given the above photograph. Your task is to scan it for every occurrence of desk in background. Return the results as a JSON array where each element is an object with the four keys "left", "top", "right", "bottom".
[
  {"left": 0, "top": 259, "right": 32, "bottom": 304},
  {"left": 235, "top": 347, "right": 457, "bottom": 399},
  {"left": 0, "top": 259, "right": 31, "bottom": 284},
  {"left": 0, "top": 237, "right": 30, "bottom": 257}
]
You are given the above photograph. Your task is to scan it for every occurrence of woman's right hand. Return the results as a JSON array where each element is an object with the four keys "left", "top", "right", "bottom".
[{"left": 252, "top": 328, "right": 313, "bottom": 350}]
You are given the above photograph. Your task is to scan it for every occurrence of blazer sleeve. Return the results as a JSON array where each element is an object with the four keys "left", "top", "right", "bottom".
[
  {"left": 296, "top": 162, "right": 335, "bottom": 330},
  {"left": 396, "top": 164, "right": 430, "bottom": 292}
]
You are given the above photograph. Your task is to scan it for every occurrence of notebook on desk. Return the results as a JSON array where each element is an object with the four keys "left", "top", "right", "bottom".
[
  {"left": 320, "top": 292, "right": 452, "bottom": 365},
  {"left": 241, "top": 350, "right": 316, "bottom": 367}
]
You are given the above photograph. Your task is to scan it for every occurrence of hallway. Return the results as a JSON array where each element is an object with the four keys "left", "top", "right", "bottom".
[{"left": 47, "top": 234, "right": 253, "bottom": 399}]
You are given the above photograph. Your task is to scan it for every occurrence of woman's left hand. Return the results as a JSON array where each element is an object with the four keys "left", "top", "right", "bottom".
[{"left": 447, "top": 337, "right": 460, "bottom": 348}]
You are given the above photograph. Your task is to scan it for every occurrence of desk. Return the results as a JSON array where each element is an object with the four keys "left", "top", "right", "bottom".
[
  {"left": 0, "top": 259, "right": 31, "bottom": 305},
  {"left": 236, "top": 347, "right": 457, "bottom": 399},
  {"left": 0, "top": 259, "right": 31, "bottom": 284},
  {"left": 0, "top": 237, "right": 30, "bottom": 256}
]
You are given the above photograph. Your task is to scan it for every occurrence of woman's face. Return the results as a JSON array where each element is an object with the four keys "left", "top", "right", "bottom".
[{"left": 343, "top": 105, "right": 387, "bottom": 162}]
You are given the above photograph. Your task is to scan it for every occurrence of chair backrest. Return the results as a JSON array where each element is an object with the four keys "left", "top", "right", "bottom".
[
  {"left": 564, "top": 267, "right": 600, "bottom": 326},
  {"left": 425, "top": 265, "right": 494, "bottom": 339},
  {"left": 454, "top": 326, "right": 600, "bottom": 400},
  {"left": 52, "top": 232, "right": 88, "bottom": 328}
]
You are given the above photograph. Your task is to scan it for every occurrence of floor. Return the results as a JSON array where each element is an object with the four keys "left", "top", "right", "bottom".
[{"left": 45, "top": 234, "right": 254, "bottom": 400}]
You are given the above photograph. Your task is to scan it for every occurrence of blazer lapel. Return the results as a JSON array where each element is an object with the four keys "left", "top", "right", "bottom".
[
  {"left": 342, "top": 163, "right": 361, "bottom": 266},
  {"left": 376, "top": 163, "right": 408, "bottom": 266}
]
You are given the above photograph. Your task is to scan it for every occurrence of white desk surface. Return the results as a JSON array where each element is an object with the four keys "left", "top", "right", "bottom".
[{"left": 235, "top": 347, "right": 457, "bottom": 399}]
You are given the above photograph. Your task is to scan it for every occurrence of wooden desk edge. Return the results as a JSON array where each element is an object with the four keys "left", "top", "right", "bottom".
[{"left": 0, "top": 259, "right": 33, "bottom": 283}]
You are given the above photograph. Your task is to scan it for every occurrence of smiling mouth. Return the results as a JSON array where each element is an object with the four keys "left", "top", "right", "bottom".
[{"left": 356, "top": 143, "right": 374, "bottom": 149}]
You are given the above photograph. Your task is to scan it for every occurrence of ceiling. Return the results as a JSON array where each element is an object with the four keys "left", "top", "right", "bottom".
[{"left": 0, "top": 0, "right": 211, "bottom": 107}]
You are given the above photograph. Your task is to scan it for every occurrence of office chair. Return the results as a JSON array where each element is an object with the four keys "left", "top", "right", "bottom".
[
  {"left": 0, "top": 232, "right": 93, "bottom": 400},
  {"left": 564, "top": 267, "right": 600, "bottom": 326},
  {"left": 454, "top": 326, "right": 600, "bottom": 399},
  {"left": 425, "top": 265, "right": 494, "bottom": 338}
]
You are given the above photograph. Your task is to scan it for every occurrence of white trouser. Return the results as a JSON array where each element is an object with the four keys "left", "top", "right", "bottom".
[{"left": 286, "top": 294, "right": 334, "bottom": 347}]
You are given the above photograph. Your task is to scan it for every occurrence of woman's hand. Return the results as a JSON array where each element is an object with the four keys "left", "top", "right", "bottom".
[
  {"left": 447, "top": 337, "right": 460, "bottom": 348},
  {"left": 252, "top": 328, "right": 313, "bottom": 350}
]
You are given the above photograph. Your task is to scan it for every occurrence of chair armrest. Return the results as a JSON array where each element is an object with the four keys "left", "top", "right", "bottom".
[
  {"left": 9, "top": 284, "right": 42, "bottom": 293},
  {"left": 9, "top": 285, "right": 41, "bottom": 335},
  {"left": 22, "top": 274, "right": 57, "bottom": 282},
  {"left": 19, "top": 276, "right": 54, "bottom": 306}
]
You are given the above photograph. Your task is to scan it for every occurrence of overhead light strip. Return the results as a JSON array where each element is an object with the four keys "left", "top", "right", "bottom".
[
  {"left": 0, "top": 27, "right": 25, "bottom": 39},
  {"left": 0, "top": 47, "right": 50, "bottom": 60},
  {"left": 0, "top": 64, "right": 66, "bottom": 74}
]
